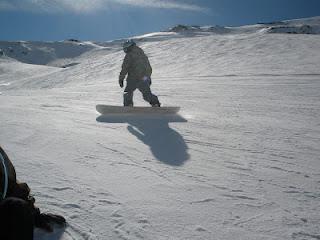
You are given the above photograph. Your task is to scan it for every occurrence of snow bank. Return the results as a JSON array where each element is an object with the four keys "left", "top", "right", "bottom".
[
  {"left": 259, "top": 16, "right": 320, "bottom": 34},
  {"left": 168, "top": 24, "right": 231, "bottom": 34},
  {"left": 1, "top": 16, "right": 319, "bottom": 70},
  {"left": 266, "top": 24, "right": 318, "bottom": 34}
]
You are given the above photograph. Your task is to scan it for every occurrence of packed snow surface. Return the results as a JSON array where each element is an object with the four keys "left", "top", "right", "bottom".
[{"left": 0, "top": 17, "right": 320, "bottom": 240}]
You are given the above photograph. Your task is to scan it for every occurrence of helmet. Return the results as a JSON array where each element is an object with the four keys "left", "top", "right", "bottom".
[{"left": 123, "top": 39, "right": 136, "bottom": 53}]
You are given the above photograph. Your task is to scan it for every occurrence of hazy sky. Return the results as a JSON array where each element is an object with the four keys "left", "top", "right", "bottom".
[{"left": 0, "top": 0, "right": 320, "bottom": 41}]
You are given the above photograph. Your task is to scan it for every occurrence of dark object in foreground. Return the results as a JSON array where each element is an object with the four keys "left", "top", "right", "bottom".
[
  {"left": 0, "top": 146, "right": 66, "bottom": 240},
  {"left": 0, "top": 197, "right": 34, "bottom": 240}
]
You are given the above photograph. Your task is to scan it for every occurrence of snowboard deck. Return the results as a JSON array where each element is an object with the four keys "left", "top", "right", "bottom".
[{"left": 96, "top": 104, "right": 180, "bottom": 115}]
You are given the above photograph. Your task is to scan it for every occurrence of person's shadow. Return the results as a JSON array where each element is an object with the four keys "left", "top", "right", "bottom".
[{"left": 97, "top": 114, "right": 190, "bottom": 166}]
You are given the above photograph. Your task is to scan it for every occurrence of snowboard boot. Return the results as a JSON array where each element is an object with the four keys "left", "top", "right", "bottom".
[{"left": 151, "top": 102, "right": 161, "bottom": 107}]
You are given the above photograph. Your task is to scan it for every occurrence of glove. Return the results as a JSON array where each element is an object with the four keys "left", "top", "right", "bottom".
[
  {"left": 143, "top": 76, "right": 151, "bottom": 86},
  {"left": 34, "top": 209, "right": 66, "bottom": 232},
  {"left": 10, "top": 182, "right": 31, "bottom": 200},
  {"left": 119, "top": 79, "right": 124, "bottom": 88}
]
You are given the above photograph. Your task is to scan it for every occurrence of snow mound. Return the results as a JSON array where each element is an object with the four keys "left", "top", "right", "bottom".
[
  {"left": 266, "top": 24, "right": 317, "bottom": 34},
  {"left": 0, "top": 40, "right": 99, "bottom": 67},
  {"left": 260, "top": 16, "right": 320, "bottom": 34},
  {"left": 283, "top": 15, "right": 320, "bottom": 25},
  {"left": 168, "top": 24, "right": 231, "bottom": 34}
]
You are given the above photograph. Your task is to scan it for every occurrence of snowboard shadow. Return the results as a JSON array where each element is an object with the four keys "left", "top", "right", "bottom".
[{"left": 96, "top": 114, "right": 190, "bottom": 166}]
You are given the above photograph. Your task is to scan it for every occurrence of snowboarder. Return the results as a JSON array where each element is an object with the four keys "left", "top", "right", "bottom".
[
  {"left": 0, "top": 146, "right": 66, "bottom": 240},
  {"left": 119, "top": 39, "right": 161, "bottom": 107}
]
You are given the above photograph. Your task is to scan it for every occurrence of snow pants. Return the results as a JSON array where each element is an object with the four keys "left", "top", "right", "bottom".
[
  {"left": 124, "top": 80, "right": 159, "bottom": 106},
  {"left": 0, "top": 197, "right": 34, "bottom": 240}
]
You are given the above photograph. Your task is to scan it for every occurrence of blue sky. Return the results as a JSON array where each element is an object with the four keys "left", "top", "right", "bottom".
[{"left": 0, "top": 0, "right": 320, "bottom": 41}]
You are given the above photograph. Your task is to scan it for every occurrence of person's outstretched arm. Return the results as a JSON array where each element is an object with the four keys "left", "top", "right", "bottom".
[{"left": 119, "top": 54, "right": 131, "bottom": 88}]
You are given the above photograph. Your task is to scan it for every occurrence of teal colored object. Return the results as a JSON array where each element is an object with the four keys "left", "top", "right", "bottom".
[{"left": 0, "top": 151, "right": 8, "bottom": 200}]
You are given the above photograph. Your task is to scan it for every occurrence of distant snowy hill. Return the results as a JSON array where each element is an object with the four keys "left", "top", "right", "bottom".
[
  {"left": 0, "top": 40, "right": 99, "bottom": 67},
  {"left": 0, "top": 16, "right": 320, "bottom": 240},
  {"left": 167, "top": 16, "right": 320, "bottom": 34},
  {"left": 1, "top": 16, "right": 319, "bottom": 69}
]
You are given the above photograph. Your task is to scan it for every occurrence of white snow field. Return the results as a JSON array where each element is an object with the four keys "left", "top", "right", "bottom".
[{"left": 1, "top": 17, "right": 320, "bottom": 240}]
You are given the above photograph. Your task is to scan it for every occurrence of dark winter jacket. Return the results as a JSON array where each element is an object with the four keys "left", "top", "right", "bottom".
[
  {"left": 0, "top": 146, "right": 66, "bottom": 233},
  {"left": 119, "top": 45, "right": 152, "bottom": 91},
  {"left": 0, "top": 146, "right": 31, "bottom": 201}
]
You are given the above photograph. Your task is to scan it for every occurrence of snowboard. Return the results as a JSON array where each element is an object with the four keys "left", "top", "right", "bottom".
[{"left": 96, "top": 104, "right": 180, "bottom": 115}]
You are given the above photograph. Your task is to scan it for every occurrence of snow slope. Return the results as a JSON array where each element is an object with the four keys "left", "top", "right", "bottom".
[{"left": 0, "top": 17, "right": 320, "bottom": 240}]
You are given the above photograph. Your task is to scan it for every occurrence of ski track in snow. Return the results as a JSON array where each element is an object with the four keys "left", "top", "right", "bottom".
[{"left": 1, "top": 17, "right": 320, "bottom": 240}]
